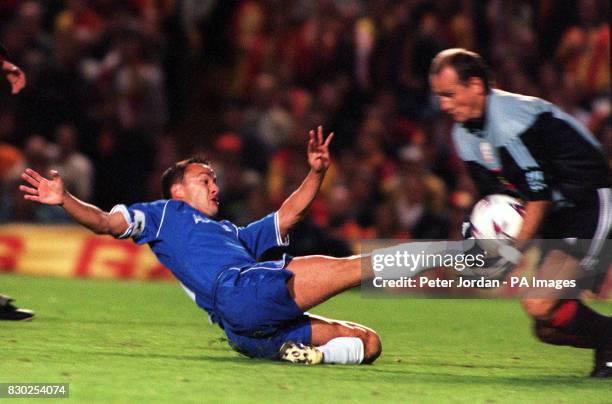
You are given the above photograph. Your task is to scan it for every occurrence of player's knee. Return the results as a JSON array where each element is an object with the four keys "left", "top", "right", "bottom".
[
  {"left": 521, "top": 298, "right": 556, "bottom": 320},
  {"left": 362, "top": 330, "right": 382, "bottom": 364},
  {"left": 533, "top": 321, "right": 557, "bottom": 344}
]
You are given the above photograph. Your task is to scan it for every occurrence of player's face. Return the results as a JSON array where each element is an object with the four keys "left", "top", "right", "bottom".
[
  {"left": 430, "top": 66, "right": 486, "bottom": 123},
  {"left": 176, "top": 164, "right": 220, "bottom": 216}
]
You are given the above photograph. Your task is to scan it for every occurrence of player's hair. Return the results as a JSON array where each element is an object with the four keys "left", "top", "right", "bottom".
[
  {"left": 161, "top": 157, "right": 212, "bottom": 199},
  {"left": 429, "top": 48, "right": 492, "bottom": 93}
]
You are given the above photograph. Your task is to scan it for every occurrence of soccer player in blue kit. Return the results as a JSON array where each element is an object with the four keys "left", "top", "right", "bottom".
[
  {"left": 429, "top": 48, "right": 611, "bottom": 377},
  {"left": 19, "top": 126, "right": 381, "bottom": 365}
]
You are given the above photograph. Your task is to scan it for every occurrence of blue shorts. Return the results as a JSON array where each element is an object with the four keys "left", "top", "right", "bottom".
[
  {"left": 224, "top": 314, "right": 312, "bottom": 358},
  {"left": 214, "top": 262, "right": 312, "bottom": 358}
]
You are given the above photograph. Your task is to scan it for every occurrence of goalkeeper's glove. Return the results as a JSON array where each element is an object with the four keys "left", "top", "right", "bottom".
[{"left": 457, "top": 219, "right": 522, "bottom": 283}]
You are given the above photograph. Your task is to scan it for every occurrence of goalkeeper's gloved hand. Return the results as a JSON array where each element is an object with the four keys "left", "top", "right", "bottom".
[{"left": 457, "top": 218, "right": 522, "bottom": 284}]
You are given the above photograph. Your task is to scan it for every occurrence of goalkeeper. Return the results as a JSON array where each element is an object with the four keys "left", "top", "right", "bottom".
[{"left": 429, "top": 48, "right": 611, "bottom": 377}]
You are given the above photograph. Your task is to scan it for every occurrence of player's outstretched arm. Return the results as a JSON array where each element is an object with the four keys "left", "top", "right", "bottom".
[
  {"left": 277, "top": 126, "right": 334, "bottom": 238},
  {"left": 19, "top": 168, "right": 128, "bottom": 237}
]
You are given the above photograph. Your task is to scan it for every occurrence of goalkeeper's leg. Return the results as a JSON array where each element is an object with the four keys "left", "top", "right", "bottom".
[{"left": 522, "top": 249, "right": 612, "bottom": 377}]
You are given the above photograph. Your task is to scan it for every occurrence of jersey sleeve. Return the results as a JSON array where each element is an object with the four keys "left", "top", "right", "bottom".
[
  {"left": 500, "top": 135, "right": 552, "bottom": 201},
  {"left": 237, "top": 211, "right": 289, "bottom": 258},
  {"left": 110, "top": 200, "right": 170, "bottom": 245},
  {"left": 465, "top": 161, "right": 510, "bottom": 197}
]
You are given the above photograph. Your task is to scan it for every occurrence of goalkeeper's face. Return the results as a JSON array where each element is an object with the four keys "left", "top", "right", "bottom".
[
  {"left": 172, "top": 163, "right": 220, "bottom": 217},
  {"left": 430, "top": 66, "right": 486, "bottom": 123}
]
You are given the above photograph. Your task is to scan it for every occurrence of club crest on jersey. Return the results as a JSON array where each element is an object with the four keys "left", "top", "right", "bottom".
[{"left": 132, "top": 209, "right": 145, "bottom": 238}]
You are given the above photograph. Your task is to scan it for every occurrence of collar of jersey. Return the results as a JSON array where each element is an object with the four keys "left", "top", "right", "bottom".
[
  {"left": 461, "top": 91, "right": 493, "bottom": 137},
  {"left": 175, "top": 199, "right": 216, "bottom": 221}
]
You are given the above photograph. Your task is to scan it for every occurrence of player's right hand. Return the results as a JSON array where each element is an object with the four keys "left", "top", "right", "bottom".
[
  {"left": 19, "top": 168, "right": 66, "bottom": 205},
  {"left": 307, "top": 126, "right": 334, "bottom": 174}
]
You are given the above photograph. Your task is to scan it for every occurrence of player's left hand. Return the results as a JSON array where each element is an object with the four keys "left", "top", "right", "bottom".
[
  {"left": 19, "top": 169, "right": 66, "bottom": 206},
  {"left": 2, "top": 61, "right": 26, "bottom": 94},
  {"left": 307, "top": 126, "right": 334, "bottom": 174}
]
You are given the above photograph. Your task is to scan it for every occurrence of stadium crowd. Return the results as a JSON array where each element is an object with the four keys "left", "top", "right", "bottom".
[{"left": 0, "top": 0, "right": 609, "bottom": 257}]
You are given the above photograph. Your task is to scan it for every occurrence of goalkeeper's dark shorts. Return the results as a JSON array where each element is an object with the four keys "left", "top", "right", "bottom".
[{"left": 540, "top": 188, "right": 611, "bottom": 293}]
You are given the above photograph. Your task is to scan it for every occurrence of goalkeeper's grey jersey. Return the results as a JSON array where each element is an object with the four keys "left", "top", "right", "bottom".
[{"left": 452, "top": 89, "right": 610, "bottom": 207}]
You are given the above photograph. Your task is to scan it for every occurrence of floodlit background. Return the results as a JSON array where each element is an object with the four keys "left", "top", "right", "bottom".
[{"left": 0, "top": 0, "right": 609, "bottom": 279}]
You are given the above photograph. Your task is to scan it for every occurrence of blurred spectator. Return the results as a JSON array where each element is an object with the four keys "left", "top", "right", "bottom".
[
  {"left": 0, "top": 107, "right": 22, "bottom": 182},
  {"left": 247, "top": 73, "right": 295, "bottom": 149},
  {"left": 372, "top": 201, "right": 410, "bottom": 239},
  {"left": 0, "top": 141, "right": 21, "bottom": 182},
  {"left": 2, "top": 135, "right": 67, "bottom": 222},
  {"left": 393, "top": 172, "right": 449, "bottom": 239},
  {"left": 49, "top": 123, "right": 94, "bottom": 201},
  {"left": 397, "top": 143, "right": 447, "bottom": 215},
  {"left": 556, "top": 0, "right": 610, "bottom": 101}
]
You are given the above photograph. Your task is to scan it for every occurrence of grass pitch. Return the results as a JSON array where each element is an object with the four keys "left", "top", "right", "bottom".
[{"left": 1, "top": 274, "right": 610, "bottom": 403}]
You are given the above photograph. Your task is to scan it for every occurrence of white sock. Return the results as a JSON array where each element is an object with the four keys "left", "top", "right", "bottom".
[{"left": 318, "top": 337, "right": 364, "bottom": 364}]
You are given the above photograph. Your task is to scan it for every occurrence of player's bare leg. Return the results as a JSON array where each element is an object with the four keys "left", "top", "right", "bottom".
[
  {"left": 521, "top": 249, "right": 612, "bottom": 377},
  {"left": 309, "top": 315, "right": 382, "bottom": 363},
  {"left": 279, "top": 314, "right": 381, "bottom": 365},
  {"left": 521, "top": 249, "right": 581, "bottom": 318},
  {"left": 279, "top": 256, "right": 381, "bottom": 365},
  {"left": 285, "top": 254, "right": 372, "bottom": 311}
]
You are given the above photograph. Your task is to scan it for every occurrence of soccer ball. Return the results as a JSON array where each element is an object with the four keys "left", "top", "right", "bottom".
[{"left": 469, "top": 194, "right": 524, "bottom": 255}]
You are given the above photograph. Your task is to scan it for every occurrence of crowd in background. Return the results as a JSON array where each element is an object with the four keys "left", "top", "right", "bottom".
[{"left": 0, "top": 0, "right": 609, "bottom": 256}]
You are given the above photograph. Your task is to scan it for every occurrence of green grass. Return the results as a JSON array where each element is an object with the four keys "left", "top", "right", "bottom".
[{"left": 1, "top": 274, "right": 610, "bottom": 403}]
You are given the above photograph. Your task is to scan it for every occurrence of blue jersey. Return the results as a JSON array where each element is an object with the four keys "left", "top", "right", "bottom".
[{"left": 110, "top": 200, "right": 289, "bottom": 318}]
